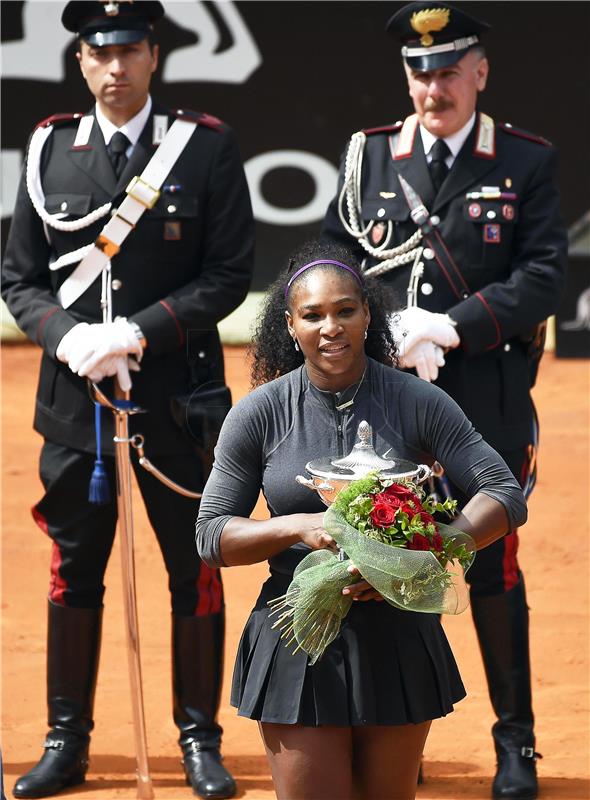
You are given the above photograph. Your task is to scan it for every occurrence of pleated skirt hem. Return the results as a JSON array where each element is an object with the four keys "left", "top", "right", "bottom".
[{"left": 230, "top": 571, "right": 466, "bottom": 727}]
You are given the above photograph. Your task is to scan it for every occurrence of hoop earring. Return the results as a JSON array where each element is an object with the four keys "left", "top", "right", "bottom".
[
  {"left": 294, "top": 338, "right": 300, "bottom": 352},
  {"left": 364, "top": 329, "right": 368, "bottom": 340}
]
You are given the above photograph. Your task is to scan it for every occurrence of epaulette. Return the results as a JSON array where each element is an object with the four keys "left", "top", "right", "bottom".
[
  {"left": 362, "top": 121, "right": 403, "bottom": 137},
  {"left": 173, "top": 109, "right": 223, "bottom": 131},
  {"left": 34, "top": 112, "right": 84, "bottom": 131},
  {"left": 498, "top": 122, "right": 551, "bottom": 147}
]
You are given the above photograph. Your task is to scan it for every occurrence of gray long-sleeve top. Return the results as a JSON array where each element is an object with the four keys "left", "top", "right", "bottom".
[{"left": 196, "top": 358, "right": 527, "bottom": 568}]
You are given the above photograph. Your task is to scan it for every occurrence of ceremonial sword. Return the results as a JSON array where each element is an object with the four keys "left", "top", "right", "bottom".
[{"left": 396, "top": 173, "right": 471, "bottom": 303}]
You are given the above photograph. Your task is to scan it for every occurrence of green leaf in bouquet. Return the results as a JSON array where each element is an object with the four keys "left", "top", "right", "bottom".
[
  {"left": 433, "top": 498, "right": 458, "bottom": 516},
  {"left": 408, "top": 514, "right": 426, "bottom": 534},
  {"left": 396, "top": 511, "right": 410, "bottom": 530},
  {"left": 332, "top": 473, "right": 380, "bottom": 514}
]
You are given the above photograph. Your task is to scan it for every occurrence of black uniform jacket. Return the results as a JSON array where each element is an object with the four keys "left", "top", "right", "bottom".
[
  {"left": 2, "top": 101, "right": 255, "bottom": 455},
  {"left": 322, "top": 112, "right": 568, "bottom": 451}
]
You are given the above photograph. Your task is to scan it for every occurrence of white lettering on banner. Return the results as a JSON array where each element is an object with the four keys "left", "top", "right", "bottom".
[
  {"left": 163, "top": 1, "right": 261, "bottom": 83},
  {"left": 560, "top": 287, "right": 590, "bottom": 331},
  {"left": 245, "top": 151, "right": 338, "bottom": 226},
  {"left": 2, "top": 1, "right": 259, "bottom": 85},
  {"left": 1, "top": 145, "right": 337, "bottom": 227},
  {"left": 1, "top": 150, "right": 23, "bottom": 220},
  {"left": 2, "top": 2, "right": 71, "bottom": 82}
]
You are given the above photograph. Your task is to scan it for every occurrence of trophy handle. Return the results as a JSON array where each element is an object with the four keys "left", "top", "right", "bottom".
[
  {"left": 415, "top": 464, "right": 432, "bottom": 484},
  {"left": 295, "top": 475, "right": 333, "bottom": 493}
]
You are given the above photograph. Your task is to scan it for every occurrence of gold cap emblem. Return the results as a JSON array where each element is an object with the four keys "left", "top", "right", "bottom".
[{"left": 410, "top": 8, "right": 450, "bottom": 47}]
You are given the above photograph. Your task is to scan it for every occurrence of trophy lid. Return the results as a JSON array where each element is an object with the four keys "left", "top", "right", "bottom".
[{"left": 304, "top": 421, "right": 421, "bottom": 481}]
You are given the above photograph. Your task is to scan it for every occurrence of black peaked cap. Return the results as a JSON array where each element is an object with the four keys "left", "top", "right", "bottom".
[
  {"left": 62, "top": 1, "right": 164, "bottom": 46},
  {"left": 386, "top": 2, "right": 491, "bottom": 71}
]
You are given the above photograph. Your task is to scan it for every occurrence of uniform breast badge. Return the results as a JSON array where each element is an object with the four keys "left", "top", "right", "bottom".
[
  {"left": 164, "top": 221, "right": 182, "bottom": 241},
  {"left": 483, "top": 223, "right": 501, "bottom": 244},
  {"left": 502, "top": 204, "right": 515, "bottom": 221},
  {"left": 370, "top": 221, "right": 388, "bottom": 246}
]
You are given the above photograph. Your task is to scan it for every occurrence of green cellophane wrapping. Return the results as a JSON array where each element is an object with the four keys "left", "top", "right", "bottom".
[{"left": 267, "top": 505, "right": 476, "bottom": 664}]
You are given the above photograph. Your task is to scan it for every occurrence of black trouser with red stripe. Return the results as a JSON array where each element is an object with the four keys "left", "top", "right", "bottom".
[
  {"left": 457, "top": 446, "right": 531, "bottom": 598},
  {"left": 33, "top": 440, "right": 224, "bottom": 748},
  {"left": 35, "top": 440, "right": 221, "bottom": 613},
  {"left": 448, "top": 445, "right": 536, "bottom": 755}
]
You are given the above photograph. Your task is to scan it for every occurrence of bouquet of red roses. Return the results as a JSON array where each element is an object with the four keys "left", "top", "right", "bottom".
[
  {"left": 269, "top": 474, "right": 475, "bottom": 663},
  {"left": 332, "top": 474, "right": 472, "bottom": 575}
]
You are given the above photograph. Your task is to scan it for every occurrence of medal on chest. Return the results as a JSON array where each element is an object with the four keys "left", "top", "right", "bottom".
[{"left": 483, "top": 223, "right": 501, "bottom": 244}]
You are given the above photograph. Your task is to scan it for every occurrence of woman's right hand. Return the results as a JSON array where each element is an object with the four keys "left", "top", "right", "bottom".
[{"left": 291, "top": 512, "right": 338, "bottom": 553}]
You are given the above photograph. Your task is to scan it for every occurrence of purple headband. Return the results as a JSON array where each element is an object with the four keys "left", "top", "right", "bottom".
[{"left": 284, "top": 259, "right": 363, "bottom": 299}]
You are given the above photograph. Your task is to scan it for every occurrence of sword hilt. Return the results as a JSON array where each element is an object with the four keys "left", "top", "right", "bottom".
[{"left": 87, "top": 379, "right": 146, "bottom": 416}]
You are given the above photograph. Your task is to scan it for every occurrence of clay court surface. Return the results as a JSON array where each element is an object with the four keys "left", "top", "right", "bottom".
[{"left": 2, "top": 344, "right": 589, "bottom": 799}]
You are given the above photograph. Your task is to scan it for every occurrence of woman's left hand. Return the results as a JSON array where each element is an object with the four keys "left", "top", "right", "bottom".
[{"left": 342, "top": 563, "right": 384, "bottom": 602}]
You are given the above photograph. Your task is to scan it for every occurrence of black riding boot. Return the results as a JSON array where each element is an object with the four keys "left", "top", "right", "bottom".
[
  {"left": 173, "top": 612, "right": 236, "bottom": 799},
  {"left": 13, "top": 602, "right": 102, "bottom": 798},
  {"left": 471, "top": 577, "right": 540, "bottom": 800}
]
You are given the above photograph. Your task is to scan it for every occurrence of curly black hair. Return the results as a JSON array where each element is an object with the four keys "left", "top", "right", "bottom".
[{"left": 250, "top": 239, "right": 400, "bottom": 387}]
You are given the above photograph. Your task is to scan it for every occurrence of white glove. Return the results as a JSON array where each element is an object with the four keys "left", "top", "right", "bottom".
[
  {"left": 400, "top": 339, "right": 446, "bottom": 382},
  {"left": 86, "top": 354, "right": 141, "bottom": 392},
  {"left": 57, "top": 318, "right": 143, "bottom": 378},
  {"left": 56, "top": 322, "right": 91, "bottom": 364},
  {"left": 391, "top": 306, "right": 460, "bottom": 353}
]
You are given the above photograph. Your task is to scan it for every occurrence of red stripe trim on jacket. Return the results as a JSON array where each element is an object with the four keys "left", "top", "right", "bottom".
[
  {"left": 433, "top": 229, "right": 471, "bottom": 293},
  {"left": 36, "top": 307, "right": 60, "bottom": 344},
  {"left": 159, "top": 300, "right": 184, "bottom": 347},
  {"left": 363, "top": 123, "right": 402, "bottom": 136},
  {"left": 499, "top": 124, "right": 550, "bottom": 147},
  {"left": 475, "top": 292, "right": 502, "bottom": 350},
  {"left": 424, "top": 234, "right": 463, "bottom": 299}
]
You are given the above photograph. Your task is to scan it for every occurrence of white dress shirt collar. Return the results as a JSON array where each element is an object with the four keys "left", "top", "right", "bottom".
[
  {"left": 94, "top": 95, "right": 152, "bottom": 149},
  {"left": 420, "top": 112, "right": 477, "bottom": 165}
]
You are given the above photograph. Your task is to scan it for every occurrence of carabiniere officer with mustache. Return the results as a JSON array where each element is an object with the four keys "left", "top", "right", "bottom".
[{"left": 322, "top": 3, "right": 568, "bottom": 799}]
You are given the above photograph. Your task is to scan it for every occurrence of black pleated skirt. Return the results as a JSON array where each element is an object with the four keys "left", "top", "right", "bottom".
[{"left": 230, "top": 569, "right": 466, "bottom": 726}]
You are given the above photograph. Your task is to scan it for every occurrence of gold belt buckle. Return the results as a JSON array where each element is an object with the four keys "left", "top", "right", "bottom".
[{"left": 126, "top": 175, "right": 160, "bottom": 209}]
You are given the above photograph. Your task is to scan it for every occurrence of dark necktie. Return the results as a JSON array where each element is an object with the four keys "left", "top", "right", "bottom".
[
  {"left": 107, "top": 131, "right": 130, "bottom": 179},
  {"left": 429, "top": 138, "right": 451, "bottom": 194}
]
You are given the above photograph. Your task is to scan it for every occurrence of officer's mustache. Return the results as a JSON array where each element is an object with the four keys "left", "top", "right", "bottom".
[{"left": 424, "top": 98, "right": 454, "bottom": 112}]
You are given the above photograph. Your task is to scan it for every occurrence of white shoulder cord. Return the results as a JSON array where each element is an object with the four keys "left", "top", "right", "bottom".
[
  {"left": 336, "top": 131, "right": 423, "bottom": 273},
  {"left": 337, "top": 132, "right": 374, "bottom": 240},
  {"left": 26, "top": 125, "right": 112, "bottom": 232}
]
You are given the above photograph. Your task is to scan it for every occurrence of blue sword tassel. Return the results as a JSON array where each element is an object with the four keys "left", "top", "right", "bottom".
[{"left": 88, "top": 401, "right": 110, "bottom": 505}]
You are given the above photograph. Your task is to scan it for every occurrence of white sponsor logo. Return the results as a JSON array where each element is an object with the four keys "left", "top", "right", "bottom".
[
  {"left": 245, "top": 151, "right": 338, "bottom": 226},
  {"left": 2, "top": 148, "right": 339, "bottom": 225},
  {"left": 163, "top": 1, "right": 261, "bottom": 83},
  {"left": 2, "top": 2, "right": 337, "bottom": 226},
  {"left": 560, "top": 287, "right": 590, "bottom": 332},
  {"left": 2, "top": 0, "right": 261, "bottom": 84},
  {"left": 1, "top": 150, "right": 23, "bottom": 220}
]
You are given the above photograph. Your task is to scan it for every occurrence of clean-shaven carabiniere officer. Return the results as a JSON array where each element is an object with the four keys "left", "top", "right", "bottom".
[{"left": 2, "top": 2, "right": 254, "bottom": 798}]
